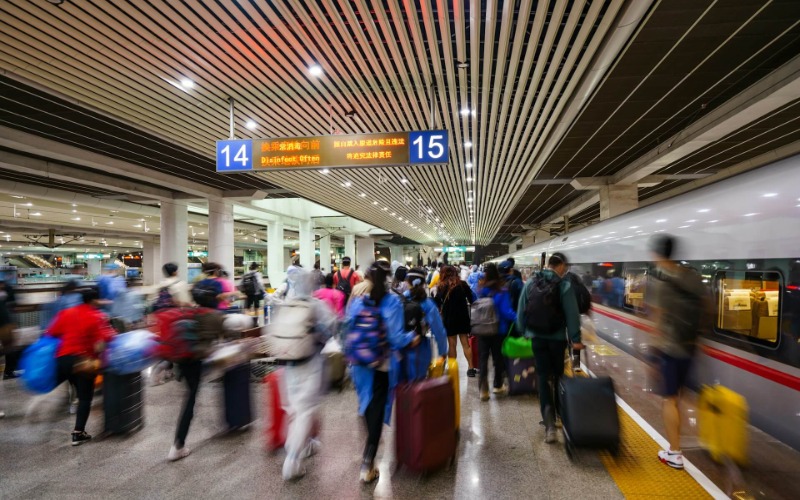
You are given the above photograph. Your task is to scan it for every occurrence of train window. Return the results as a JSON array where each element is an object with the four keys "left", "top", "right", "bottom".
[
  {"left": 714, "top": 270, "right": 781, "bottom": 345},
  {"left": 624, "top": 267, "right": 647, "bottom": 312}
]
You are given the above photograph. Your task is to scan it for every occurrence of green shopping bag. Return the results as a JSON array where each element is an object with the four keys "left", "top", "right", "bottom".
[{"left": 502, "top": 328, "right": 534, "bottom": 359}]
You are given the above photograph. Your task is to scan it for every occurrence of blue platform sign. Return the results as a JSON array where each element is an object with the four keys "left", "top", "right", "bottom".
[
  {"left": 216, "top": 140, "right": 253, "bottom": 172},
  {"left": 408, "top": 130, "right": 449, "bottom": 164},
  {"left": 215, "top": 130, "right": 449, "bottom": 172}
]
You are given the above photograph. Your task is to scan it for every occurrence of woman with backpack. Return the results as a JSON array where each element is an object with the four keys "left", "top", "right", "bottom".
[
  {"left": 434, "top": 266, "right": 477, "bottom": 377},
  {"left": 400, "top": 268, "right": 448, "bottom": 380},
  {"left": 345, "top": 262, "right": 419, "bottom": 484},
  {"left": 476, "top": 263, "right": 517, "bottom": 401}
]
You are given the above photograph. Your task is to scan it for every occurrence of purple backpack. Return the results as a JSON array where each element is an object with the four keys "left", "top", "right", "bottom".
[{"left": 345, "top": 299, "right": 388, "bottom": 367}]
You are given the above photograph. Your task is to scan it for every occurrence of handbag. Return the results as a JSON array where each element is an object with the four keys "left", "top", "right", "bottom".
[{"left": 502, "top": 323, "right": 534, "bottom": 359}]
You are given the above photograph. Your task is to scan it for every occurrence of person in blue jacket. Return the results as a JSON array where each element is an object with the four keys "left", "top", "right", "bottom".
[
  {"left": 399, "top": 267, "right": 449, "bottom": 380},
  {"left": 346, "top": 262, "right": 418, "bottom": 484},
  {"left": 476, "top": 263, "right": 517, "bottom": 401}
]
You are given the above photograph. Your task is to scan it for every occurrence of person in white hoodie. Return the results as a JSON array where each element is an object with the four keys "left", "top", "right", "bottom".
[{"left": 268, "top": 269, "right": 337, "bottom": 481}]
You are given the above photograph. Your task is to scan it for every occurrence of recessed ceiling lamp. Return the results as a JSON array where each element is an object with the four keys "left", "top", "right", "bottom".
[
  {"left": 321, "top": 168, "right": 330, "bottom": 174},
  {"left": 400, "top": 178, "right": 408, "bottom": 184},
  {"left": 245, "top": 120, "right": 257, "bottom": 130},
  {"left": 464, "top": 141, "right": 473, "bottom": 148},
  {"left": 309, "top": 65, "right": 323, "bottom": 76},
  {"left": 46, "top": 0, "right": 65, "bottom": 5},
  {"left": 466, "top": 163, "right": 473, "bottom": 169},
  {"left": 460, "top": 108, "right": 471, "bottom": 116},
  {"left": 179, "top": 78, "right": 194, "bottom": 90}
]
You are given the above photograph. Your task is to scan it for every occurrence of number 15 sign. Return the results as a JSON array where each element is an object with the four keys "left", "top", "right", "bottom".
[{"left": 216, "top": 130, "right": 449, "bottom": 172}]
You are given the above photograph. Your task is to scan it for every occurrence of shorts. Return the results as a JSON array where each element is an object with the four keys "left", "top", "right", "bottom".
[{"left": 659, "top": 353, "right": 693, "bottom": 397}]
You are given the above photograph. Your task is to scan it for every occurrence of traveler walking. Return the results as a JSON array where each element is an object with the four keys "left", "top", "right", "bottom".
[
  {"left": 475, "top": 263, "right": 517, "bottom": 400},
  {"left": 517, "top": 252, "right": 583, "bottom": 444},
  {"left": 434, "top": 266, "right": 476, "bottom": 376}
]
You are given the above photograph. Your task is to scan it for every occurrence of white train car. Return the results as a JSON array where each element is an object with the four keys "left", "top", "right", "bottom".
[{"left": 494, "top": 154, "right": 800, "bottom": 451}]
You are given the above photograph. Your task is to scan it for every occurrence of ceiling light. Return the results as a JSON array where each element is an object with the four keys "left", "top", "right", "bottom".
[
  {"left": 321, "top": 168, "right": 330, "bottom": 174},
  {"left": 24, "top": 202, "right": 33, "bottom": 207},
  {"left": 106, "top": 221, "right": 114, "bottom": 225},
  {"left": 391, "top": 212, "right": 396, "bottom": 216},
  {"left": 360, "top": 193, "right": 366, "bottom": 197},
  {"left": 133, "top": 224, "right": 142, "bottom": 228},
  {"left": 628, "top": 226, "right": 639, "bottom": 229},
  {"left": 743, "top": 213, "right": 758, "bottom": 217},
  {"left": 400, "top": 178, "right": 408, "bottom": 183},
  {"left": 179, "top": 78, "right": 194, "bottom": 90},
  {"left": 464, "top": 141, "right": 472, "bottom": 148},
  {"left": 71, "top": 217, "right": 81, "bottom": 221},
  {"left": 460, "top": 108, "right": 471, "bottom": 116},
  {"left": 30, "top": 211, "right": 42, "bottom": 216},
  {"left": 245, "top": 120, "right": 257, "bottom": 130},
  {"left": 697, "top": 209, "right": 710, "bottom": 213},
  {"left": 708, "top": 220, "right": 719, "bottom": 223},
  {"left": 685, "top": 219, "right": 696, "bottom": 223},
  {"left": 762, "top": 193, "right": 777, "bottom": 198},
  {"left": 466, "top": 177, "right": 473, "bottom": 182},
  {"left": 467, "top": 198, "right": 473, "bottom": 203},
  {"left": 373, "top": 201, "right": 379, "bottom": 205},
  {"left": 11, "top": 195, "right": 24, "bottom": 199},
  {"left": 342, "top": 181, "right": 352, "bottom": 187},
  {"left": 678, "top": 225, "right": 690, "bottom": 229},
  {"left": 309, "top": 65, "right": 323, "bottom": 76},
  {"left": 466, "top": 163, "right": 473, "bottom": 169},
  {"left": 383, "top": 207, "right": 388, "bottom": 211}
]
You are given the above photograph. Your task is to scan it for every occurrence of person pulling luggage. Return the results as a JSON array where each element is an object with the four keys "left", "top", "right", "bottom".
[
  {"left": 265, "top": 269, "right": 337, "bottom": 480},
  {"left": 47, "top": 286, "right": 116, "bottom": 446},
  {"left": 344, "top": 261, "right": 418, "bottom": 484},
  {"left": 475, "top": 263, "right": 517, "bottom": 401},
  {"left": 517, "top": 252, "right": 583, "bottom": 444},
  {"left": 400, "top": 267, "right": 448, "bottom": 380}
]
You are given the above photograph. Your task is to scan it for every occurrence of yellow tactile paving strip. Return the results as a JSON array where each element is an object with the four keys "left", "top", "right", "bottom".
[{"left": 599, "top": 408, "right": 712, "bottom": 499}]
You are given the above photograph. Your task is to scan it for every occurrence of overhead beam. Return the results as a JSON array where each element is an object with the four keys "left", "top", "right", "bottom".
[
  {"left": 0, "top": 150, "right": 174, "bottom": 201},
  {"left": 0, "top": 126, "right": 224, "bottom": 200}
]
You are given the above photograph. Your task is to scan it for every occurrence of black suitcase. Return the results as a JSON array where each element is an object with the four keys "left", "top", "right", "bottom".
[
  {"left": 103, "top": 371, "right": 144, "bottom": 434},
  {"left": 223, "top": 364, "right": 252, "bottom": 429},
  {"left": 558, "top": 376, "right": 620, "bottom": 458},
  {"left": 507, "top": 357, "right": 537, "bottom": 395}
]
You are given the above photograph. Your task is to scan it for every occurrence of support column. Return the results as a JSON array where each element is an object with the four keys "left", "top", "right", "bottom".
[
  {"left": 208, "top": 199, "right": 235, "bottom": 277},
  {"left": 160, "top": 200, "right": 188, "bottom": 282},
  {"left": 390, "top": 245, "right": 403, "bottom": 265},
  {"left": 356, "top": 237, "right": 375, "bottom": 269},
  {"left": 344, "top": 234, "right": 356, "bottom": 267},
  {"left": 142, "top": 238, "right": 161, "bottom": 286},
  {"left": 318, "top": 233, "right": 332, "bottom": 274},
  {"left": 599, "top": 184, "right": 638, "bottom": 220},
  {"left": 268, "top": 222, "right": 285, "bottom": 287},
  {"left": 298, "top": 220, "right": 314, "bottom": 270}
]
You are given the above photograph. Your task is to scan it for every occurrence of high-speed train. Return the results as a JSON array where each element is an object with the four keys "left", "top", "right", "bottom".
[{"left": 494, "top": 154, "right": 800, "bottom": 452}]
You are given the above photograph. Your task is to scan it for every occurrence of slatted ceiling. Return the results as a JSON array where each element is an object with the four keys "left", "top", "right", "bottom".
[
  {"left": 638, "top": 179, "right": 693, "bottom": 202},
  {"left": 657, "top": 99, "right": 800, "bottom": 176},
  {"left": 0, "top": 170, "right": 117, "bottom": 197},
  {"left": 0, "top": 76, "right": 287, "bottom": 195}
]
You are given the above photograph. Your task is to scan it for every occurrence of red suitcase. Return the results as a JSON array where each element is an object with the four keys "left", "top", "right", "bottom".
[
  {"left": 264, "top": 368, "right": 287, "bottom": 452},
  {"left": 469, "top": 335, "right": 479, "bottom": 369},
  {"left": 395, "top": 376, "right": 457, "bottom": 474}
]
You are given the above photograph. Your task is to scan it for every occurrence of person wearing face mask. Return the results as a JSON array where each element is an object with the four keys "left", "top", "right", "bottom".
[{"left": 517, "top": 252, "right": 583, "bottom": 445}]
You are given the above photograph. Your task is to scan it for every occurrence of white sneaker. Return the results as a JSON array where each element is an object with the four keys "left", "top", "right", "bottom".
[
  {"left": 658, "top": 449, "right": 684, "bottom": 469},
  {"left": 545, "top": 428, "right": 558, "bottom": 444},
  {"left": 0, "top": 410, "right": 5, "bottom": 419},
  {"left": 359, "top": 464, "right": 379, "bottom": 483},
  {"left": 301, "top": 439, "right": 321, "bottom": 459},
  {"left": 167, "top": 445, "right": 191, "bottom": 462},
  {"left": 282, "top": 457, "right": 306, "bottom": 481}
]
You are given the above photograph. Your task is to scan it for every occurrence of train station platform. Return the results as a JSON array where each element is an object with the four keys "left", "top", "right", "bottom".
[{"left": 2, "top": 313, "right": 798, "bottom": 499}]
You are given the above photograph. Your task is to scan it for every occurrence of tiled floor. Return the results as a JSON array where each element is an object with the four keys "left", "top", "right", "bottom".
[{"left": 0, "top": 359, "right": 623, "bottom": 500}]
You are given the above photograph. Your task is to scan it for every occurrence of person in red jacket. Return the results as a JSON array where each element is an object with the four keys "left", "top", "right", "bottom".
[{"left": 48, "top": 287, "right": 116, "bottom": 446}]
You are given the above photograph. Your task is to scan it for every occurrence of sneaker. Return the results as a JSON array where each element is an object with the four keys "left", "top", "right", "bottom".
[
  {"left": 282, "top": 457, "right": 306, "bottom": 481},
  {"left": 466, "top": 368, "right": 477, "bottom": 378},
  {"left": 71, "top": 431, "right": 92, "bottom": 446},
  {"left": 545, "top": 428, "right": 558, "bottom": 444},
  {"left": 301, "top": 438, "right": 321, "bottom": 459},
  {"left": 0, "top": 410, "right": 5, "bottom": 419},
  {"left": 658, "top": 449, "right": 684, "bottom": 470},
  {"left": 480, "top": 389, "right": 490, "bottom": 401},
  {"left": 167, "top": 445, "right": 191, "bottom": 462},
  {"left": 492, "top": 385, "right": 508, "bottom": 395},
  {"left": 359, "top": 463, "right": 380, "bottom": 484}
]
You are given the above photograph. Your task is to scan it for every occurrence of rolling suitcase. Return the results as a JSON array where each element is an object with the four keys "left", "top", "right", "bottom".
[
  {"left": 103, "top": 371, "right": 144, "bottom": 434},
  {"left": 468, "top": 335, "right": 479, "bottom": 370},
  {"left": 697, "top": 384, "right": 748, "bottom": 466},
  {"left": 558, "top": 376, "right": 620, "bottom": 459},
  {"left": 223, "top": 364, "right": 252, "bottom": 430},
  {"left": 507, "top": 357, "right": 537, "bottom": 395},
  {"left": 395, "top": 376, "right": 456, "bottom": 474},
  {"left": 264, "top": 368, "right": 287, "bottom": 452}
]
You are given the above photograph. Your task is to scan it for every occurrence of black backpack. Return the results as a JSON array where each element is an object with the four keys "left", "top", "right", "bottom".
[
  {"left": 393, "top": 290, "right": 425, "bottom": 336},
  {"left": 566, "top": 272, "right": 592, "bottom": 314},
  {"left": 240, "top": 272, "right": 258, "bottom": 296},
  {"left": 524, "top": 273, "right": 566, "bottom": 333},
  {"left": 336, "top": 270, "right": 353, "bottom": 300}
]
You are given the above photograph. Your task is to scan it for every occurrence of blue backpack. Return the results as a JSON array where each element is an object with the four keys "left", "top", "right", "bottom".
[
  {"left": 345, "top": 299, "right": 388, "bottom": 367},
  {"left": 192, "top": 278, "right": 223, "bottom": 308},
  {"left": 20, "top": 336, "right": 61, "bottom": 394}
]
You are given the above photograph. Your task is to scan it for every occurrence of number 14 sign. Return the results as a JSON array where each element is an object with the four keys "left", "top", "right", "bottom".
[{"left": 216, "top": 140, "right": 252, "bottom": 172}]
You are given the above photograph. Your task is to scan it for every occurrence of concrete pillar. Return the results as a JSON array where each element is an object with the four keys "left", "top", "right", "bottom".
[
  {"left": 208, "top": 199, "right": 235, "bottom": 277},
  {"left": 599, "top": 184, "right": 638, "bottom": 220},
  {"left": 142, "top": 238, "right": 161, "bottom": 286},
  {"left": 160, "top": 200, "right": 188, "bottom": 282},
  {"left": 390, "top": 245, "right": 403, "bottom": 264},
  {"left": 298, "top": 220, "right": 314, "bottom": 270},
  {"left": 356, "top": 237, "right": 375, "bottom": 269},
  {"left": 318, "top": 233, "right": 332, "bottom": 274},
  {"left": 343, "top": 234, "right": 356, "bottom": 267},
  {"left": 267, "top": 222, "right": 284, "bottom": 287}
]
